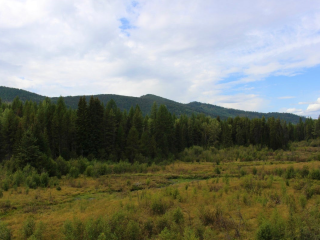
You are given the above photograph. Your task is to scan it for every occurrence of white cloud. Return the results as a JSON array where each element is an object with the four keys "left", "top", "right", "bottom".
[
  {"left": 278, "top": 96, "right": 295, "bottom": 99},
  {"left": 198, "top": 93, "right": 266, "bottom": 112},
  {"left": 283, "top": 97, "right": 320, "bottom": 118},
  {"left": 299, "top": 102, "right": 312, "bottom": 105},
  {"left": 306, "top": 98, "right": 320, "bottom": 112},
  {"left": 286, "top": 108, "right": 304, "bottom": 115},
  {"left": 0, "top": 0, "right": 320, "bottom": 112}
]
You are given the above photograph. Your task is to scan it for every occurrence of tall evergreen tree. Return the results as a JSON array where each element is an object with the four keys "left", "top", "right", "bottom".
[
  {"left": 133, "top": 105, "right": 144, "bottom": 138},
  {"left": 315, "top": 116, "right": 320, "bottom": 138},
  {"left": 16, "top": 130, "right": 45, "bottom": 171},
  {"left": 126, "top": 126, "right": 139, "bottom": 162},
  {"left": 52, "top": 97, "right": 67, "bottom": 157},
  {"left": 88, "top": 97, "right": 104, "bottom": 157},
  {"left": 2, "top": 109, "right": 19, "bottom": 159},
  {"left": 104, "top": 109, "right": 116, "bottom": 157},
  {"left": 76, "top": 96, "right": 88, "bottom": 156}
]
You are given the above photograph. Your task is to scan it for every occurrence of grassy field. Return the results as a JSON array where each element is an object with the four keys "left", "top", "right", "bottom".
[{"left": 1, "top": 141, "right": 320, "bottom": 239}]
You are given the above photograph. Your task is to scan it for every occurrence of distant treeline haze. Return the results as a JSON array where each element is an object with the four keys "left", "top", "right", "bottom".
[{"left": 0, "top": 96, "right": 319, "bottom": 173}]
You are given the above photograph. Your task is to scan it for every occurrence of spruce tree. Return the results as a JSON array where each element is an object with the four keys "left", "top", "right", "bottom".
[
  {"left": 76, "top": 96, "right": 88, "bottom": 156},
  {"left": 2, "top": 109, "right": 19, "bottom": 159},
  {"left": 126, "top": 126, "right": 139, "bottom": 162},
  {"left": 16, "top": 130, "right": 44, "bottom": 171},
  {"left": 88, "top": 97, "right": 104, "bottom": 157},
  {"left": 133, "top": 105, "right": 144, "bottom": 138},
  {"left": 104, "top": 109, "right": 116, "bottom": 157},
  {"left": 52, "top": 97, "right": 67, "bottom": 157}
]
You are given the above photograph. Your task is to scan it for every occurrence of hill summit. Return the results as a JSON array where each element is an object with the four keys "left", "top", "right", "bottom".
[{"left": 0, "top": 86, "right": 304, "bottom": 123}]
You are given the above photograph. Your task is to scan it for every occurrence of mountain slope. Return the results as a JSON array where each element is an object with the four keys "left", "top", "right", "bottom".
[
  {"left": 0, "top": 86, "right": 46, "bottom": 103},
  {"left": 0, "top": 86, "right": 305, "bottom": 123}
]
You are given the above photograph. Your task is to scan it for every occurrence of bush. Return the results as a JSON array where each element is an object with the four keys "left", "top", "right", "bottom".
[
  {"left": 300, "top": 166, "right": 309, "bottom": 178},
  {"left": 113, "top": 161, "right": 132, "bottom": 174},
  {"left": 183, "top": 227, "right": 199, "bottom": 240},
  {"left": 285, "top": 166, "right": 295, "bottom": 179},
  {"left": 299, "top": 195, "right": 307, "bottom": 209},
  {"left": 93, "top": 162, "right": 111, "bottom": 177},
  {"left": 85, "top": 166, "right": 93, "bottom": 177},
  {"left": 0, "top": 222, "right": 12, "bottom": 240},
  {"left": 240, "top": 168, "right": 247, "bottom": 176},
  {"left": 256, "top": 221, "right": 272, "bottom": 240},
  {"left": 40, "top": 172, "right": 49, "bottom": 187},
  {"left": 56, "top": 156, "right": 70, "bottom": 176},
  {"left": 151, "top": 197, "right": 168, "bottom": 215},
  {"left": 69, "top": 167, "right": 79, "bottom": 178},
  {"left": 252, "top": 167, "right": 257, "bottom": 175},
  {"left": 158, "top": 227, "right": 176, "bottom": 240},
  {"left": 13, "top": 170, "right": 24, "bottom": 187},
  {"left": 256, "top": 212, "right": 286, "bottom": 240},
  {"left": 62, "top": 220, "right": 74, "bottom": 240},
  {"left": 21, "top": 216, "right": 36, "bottom": 239},
  {"left": 2, "top": 179, "right": 9, "bottom": 191},
  {"left": 77, "top": 157, "right": 89, "bottom": 174},
  {"left": 85, "top": 217, "right": 107, "bottom": 240},
  {"left": 309, "top": 169, "right": 320, "bottom": 180},
  {"left": 173, "top": 207, "right": 184, "bottom": 224},
  {"left": 26, "top": 173, "right": 41, "bottom": 189},
  {"left": 198, "top": 206, "right": 215, "bottom": 226},
  {"left": 125, "top": 220, "right": 141, "bottom": 240},
  {"left": 32, "top": 221, "right": 45, "bottom": 240},
  {"left": 109, "top": 211, "right": 128, "bottom": 239}
]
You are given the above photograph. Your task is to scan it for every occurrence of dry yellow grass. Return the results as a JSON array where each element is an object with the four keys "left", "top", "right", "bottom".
[{"left": 0, "top": 144, "right": 320, "bottom": 239}]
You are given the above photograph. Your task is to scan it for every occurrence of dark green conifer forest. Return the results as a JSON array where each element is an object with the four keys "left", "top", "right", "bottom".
[{"left": 0, "top": 96, "right": 318, "bottom": 175}]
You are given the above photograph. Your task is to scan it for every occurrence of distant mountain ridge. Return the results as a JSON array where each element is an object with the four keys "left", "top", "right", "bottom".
[{"left": 0, "top": 86, "right": 305, "bottom": 124}]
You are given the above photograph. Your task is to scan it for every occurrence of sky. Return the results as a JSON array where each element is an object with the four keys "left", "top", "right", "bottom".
[{"left": 0, "top": 0, "right": 320, "bottom": 118}]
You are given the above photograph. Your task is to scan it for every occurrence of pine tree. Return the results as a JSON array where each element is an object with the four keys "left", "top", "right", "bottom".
[
  {"left": 2, "top": 109, "right": 19, "bottom": 159},
  {"left": 52, "top": 97, "right": 67, "bottom": 157},
  {"left": 140, "top": 131, "right": 151, "bottom": 157},
  {"left": 76, "top": 96, "right": 88, "bottom": 156},
  {"left": 133, "top": 105, "right": 144, "bottom": 138},
  {"left": 115, "top": 124, "right": 125, "bottom": 160},
  {"left": 126, "top": 126, "right": 139, "bottom": 162},
  {"left": 150, "top": 102, "right": 158, "bottom": 136},
  {"left": 88, "top": 97, "right": 104, "bottom": 157},
  {"left": 315, "top": 116, "right": 320, "bottom": 138},
  {"left": 154, "top": 105, "right": 173, "bottom": 157},
  {"left": 104, "top": 109, "right": 116, "bottom": 156},
  {"left": 16, "top": 130, "right": 45, "bottom": 171},
  {"left": 221, "top": 121, "right": 232, "bottom": 148},
  {"left": 11, "top": 96, "right": 23, "bottom": 117}
]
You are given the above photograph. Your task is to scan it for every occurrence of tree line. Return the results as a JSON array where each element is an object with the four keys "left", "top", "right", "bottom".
[{"left": 0, "top": 96, "right": 319, "bottom": 173}]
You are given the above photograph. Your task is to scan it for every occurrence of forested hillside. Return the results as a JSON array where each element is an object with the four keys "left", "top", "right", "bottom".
[
  {"left": 0, "top": 86, "right": 306, "bottom": 123},
  {"left": 1, "top": 94, "right": 320, "bottom": 240},
  {"left": 0, "top": 95, "right": 319, "bottom": 175}
]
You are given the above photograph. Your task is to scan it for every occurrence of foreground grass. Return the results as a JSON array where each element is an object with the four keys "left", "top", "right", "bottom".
[{"left": 1, "top": 143, "right": 320, "bottom": 239}]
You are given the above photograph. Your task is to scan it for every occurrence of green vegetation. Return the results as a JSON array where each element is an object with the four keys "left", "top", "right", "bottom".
[
  {"left": 1, "top": 87, "right": 320, "bottom": 239},
  {"left": 0, "top": 142, "right": 320, "bottom": 239},
  {"left": 0, "top": 92, "right": 318, "bottom": 176}
]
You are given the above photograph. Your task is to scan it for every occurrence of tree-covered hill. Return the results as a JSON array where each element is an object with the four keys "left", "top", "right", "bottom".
[
  {"left": 0, "top": 86, "right": 46, "bottom": 103},
  {"left": 0, "top": 86, "right": 305, "bottom": 123}
]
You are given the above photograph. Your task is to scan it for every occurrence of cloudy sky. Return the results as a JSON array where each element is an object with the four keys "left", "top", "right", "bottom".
[{"left": 1, "top": 0, "right": 320, "bottom": 118}]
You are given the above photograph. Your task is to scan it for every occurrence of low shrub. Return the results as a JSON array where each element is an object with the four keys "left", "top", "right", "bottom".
[
  {"left": 21, "top": 216, "right": 36, "bottom": 239},
  {"left": 69, "top": 167, "right": 79, "bottom": 178},
  {"left": 151, "top": 197, "right": 169, "bottom": 215},
  {"left": 0, "top": 222, "right": 12, "bottom": 240}
]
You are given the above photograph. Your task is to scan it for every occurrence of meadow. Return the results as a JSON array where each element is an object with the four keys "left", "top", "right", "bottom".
[{"left": 1, "top": 140, "right": 320, "bottom": 239}]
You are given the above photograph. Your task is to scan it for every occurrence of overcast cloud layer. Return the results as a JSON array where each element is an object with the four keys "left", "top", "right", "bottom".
[{"left": 1, "top": 0, "right": 320, "bottom": 117}]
